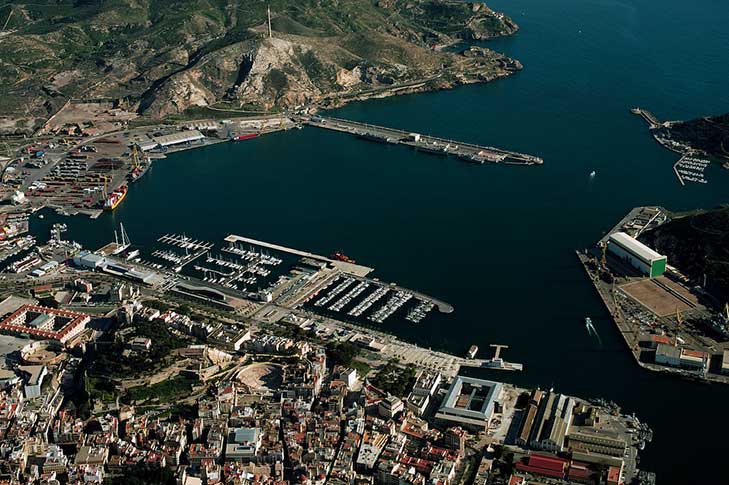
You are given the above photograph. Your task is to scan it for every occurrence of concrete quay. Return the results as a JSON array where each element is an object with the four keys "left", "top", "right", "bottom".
[
  {"left": 302, "top": 115, "right": 544, "bottom": 166},
  {"left": 224, "top": 234, "right": 374, "bottom": 277},
  {"left": 630, "top": 107, "right": 662, "bottom": 129}
]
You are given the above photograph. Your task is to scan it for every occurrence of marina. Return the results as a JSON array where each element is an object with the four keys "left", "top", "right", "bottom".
[
  {"left": 153, "top": 233, "right": 214, "bottom": 272},
  {"left": 5, "top": 0, "right": 728, "bottom": 481},
  {"left": 305, "top": 272, "right": 441, "bottom": 326},
  {"left": 674, "top": 155, "right": 710, "bottom": 185},
  {"left": 224, "top": 234, "right": 373, "bottom": 277}
]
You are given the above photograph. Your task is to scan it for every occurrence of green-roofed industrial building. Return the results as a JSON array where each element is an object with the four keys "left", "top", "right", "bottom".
[{"left": 607, "top": 232, "right": 667, "bottom": 278}]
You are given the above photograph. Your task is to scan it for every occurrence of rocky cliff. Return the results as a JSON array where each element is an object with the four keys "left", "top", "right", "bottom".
[{"left": 0, "top": 0, "right": 521, "bottom": 131}]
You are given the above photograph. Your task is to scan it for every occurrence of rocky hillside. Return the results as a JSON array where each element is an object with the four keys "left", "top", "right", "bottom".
[
  {"left": 0, "top": 0, "right": 519, "bottom": 132},
  {"left": 640, "top": 207, "right": 729, "bottom": 302},
  {"left": 655, "top": 113, "right": 729, "bottom": 162}
]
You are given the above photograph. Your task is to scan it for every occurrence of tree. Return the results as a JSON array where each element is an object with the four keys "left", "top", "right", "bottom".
[{"left": 326, "top": 341, "right": 360, "bottom": 367}]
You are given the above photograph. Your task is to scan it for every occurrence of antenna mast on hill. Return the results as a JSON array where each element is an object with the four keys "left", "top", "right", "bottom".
[{"left": 267, "top": 5, "right": 273, "bottom": 38}]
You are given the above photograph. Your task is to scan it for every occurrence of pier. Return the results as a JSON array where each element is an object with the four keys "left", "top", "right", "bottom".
[
  {"left": 631, "top": 107, "right": 662, "bottom": 129},
  {"left": 224, "top": 234, "right": 374, "bottom": 277},
  {"left": 156, "top": 233, "right": 213, "bottom": 272},
  {"left": 302, "top": 116, "right": 543, "bottom": 166}
]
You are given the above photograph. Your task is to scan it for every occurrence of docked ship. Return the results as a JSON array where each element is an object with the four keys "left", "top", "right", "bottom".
[
  {"left": 104, "top": 185, "right": 128, "bottom": 211},
  {"left": 128, "top": 145, "right": 152, "bottom": 183},
  {"left": 466, "top": 345, "right": 478, "bottom": 359},
  {"left": 330, "top": 251, "right": 355, "bottom": 264},
  {"left": 232, "top": 133, "right": 260, "bottom": 141},
  {"left": 128, "top": 157, "right": 152, "bottom": 183}
]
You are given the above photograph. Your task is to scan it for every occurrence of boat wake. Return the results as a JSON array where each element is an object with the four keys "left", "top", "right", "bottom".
[{"left": 585, "top": 317, "right": 602, "bottom": 346}]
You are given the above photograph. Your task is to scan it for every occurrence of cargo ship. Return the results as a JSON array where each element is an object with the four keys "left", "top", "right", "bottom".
[
  {"left": 104, "top": 185, "right": 128, "bottom": 211},
  {"left": 330, "top": 251, "right": 355, "bottom": 264},
  {"left": 232, "top": 133, "right": 260, "bottom": 142},
  {"left": 128, "top": 158, "right": 152, "bottom": 183}
]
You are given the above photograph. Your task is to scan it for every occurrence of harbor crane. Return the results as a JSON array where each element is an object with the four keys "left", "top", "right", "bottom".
[
  {"left": 131, "top": 144, "right": 140, "bottom": 170},
  {"left": 674, "top": 306, "right": 683, "bottom": 346}
]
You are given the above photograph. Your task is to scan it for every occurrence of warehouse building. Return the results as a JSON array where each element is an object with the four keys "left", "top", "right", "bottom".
[
  {"left": 655, "top": 343, "right": 708, "bottom": 372},
  {"left": 138, "top": 130, "right": 205, "bottom": 152},
  {"left": 527, "top": 392, "right": 575, "bottom": 452},
  {"left": 607, "top": 232, "right": 667, "bottom": 278},
  {"left": 73, "top": 251, "right": 107, "bottom": 269}
]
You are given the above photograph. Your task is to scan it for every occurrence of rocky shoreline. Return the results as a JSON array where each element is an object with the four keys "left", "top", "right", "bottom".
[{"left": 0, "top": 1, "right": 521, "bottom": 134}]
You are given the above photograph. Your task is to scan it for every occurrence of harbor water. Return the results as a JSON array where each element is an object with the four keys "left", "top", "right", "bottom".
[{"left": 30, "top": 0, "right": 729, "bottom": 482}]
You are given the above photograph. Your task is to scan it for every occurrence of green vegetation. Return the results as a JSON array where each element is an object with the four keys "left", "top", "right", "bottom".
[
  {"left": 86, "top": 376, "right": 118, "bottom": 403},
  {"left": 640, "top": 206, "right": 729, "bottom": 301},
  {"left": 142, "top": 299, "right": 171, "bottom": 312},
  {"left": 326, "top": 341, "right": 361, "bottom": 367},
  {"left": 349, "top": 359, "right": 371, "bottom": 377},
  {"left": 0, "top": 0, "right": 517, "bottom": 129},
  {"left": 656, "top": 113, "right": 729, "bottom": 161},
  {"left": 122, "top": 375, "right": 197, "bottom": 405},
  {"left": 371, "top": 360, "right": 417, "bottom": 398},
  {"left": 90, "top": 319, "right": 188, "bottom": 378},
  {"left": 265, "top": 68, "right": 289, "bottom": 93}
]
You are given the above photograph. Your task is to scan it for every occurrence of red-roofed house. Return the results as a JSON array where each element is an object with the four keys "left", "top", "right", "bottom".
[{"left": 514, "top": 454, "right": 568, "bottom": 479}]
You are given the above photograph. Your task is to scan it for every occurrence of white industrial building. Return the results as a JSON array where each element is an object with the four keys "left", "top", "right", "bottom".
[
  {"left": 607, "top": 232, "right": 667, "bottom": 278},
  {"left": 138, "top": 130, "right": 205, "bottom": 152},
  {"left": 73, "top": 252, "right": 107, "bottom": 269}
]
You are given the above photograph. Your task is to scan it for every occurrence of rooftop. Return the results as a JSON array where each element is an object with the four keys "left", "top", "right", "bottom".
[
  {"left": 437, "top": 376, "right": 502, "bottom": 422},
  {"left": 608, "top": 232, "right": 665, "bottom": 263}
]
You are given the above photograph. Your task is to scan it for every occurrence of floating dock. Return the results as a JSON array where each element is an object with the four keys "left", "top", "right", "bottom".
[
  {"left": 303, "top": 116, "right": 543, "bottom": 166},
  {"left": 155, "top": 233, "right": 213, "bottom": 272}
]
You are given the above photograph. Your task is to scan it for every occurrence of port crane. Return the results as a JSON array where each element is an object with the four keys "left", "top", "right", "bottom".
[
  {"left": 131, "top": 144, "right": 140, "bottom": 170},
  {"left": 674, "top": 306, "right": 683, "bottom": 346},
  {"left": 100, "top": 174, "right": 111, "bottom": 198}
]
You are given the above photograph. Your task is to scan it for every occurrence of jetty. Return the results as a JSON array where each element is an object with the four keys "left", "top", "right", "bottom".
[
  {"left": 224, "top": 234, "right": 373, "bottom": 277},
  {"left": 302, "top": 115, "right": 543, "bottom": 166},
  {"left": 631, "top": 107, "right": 663, "bottom": 129}
]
